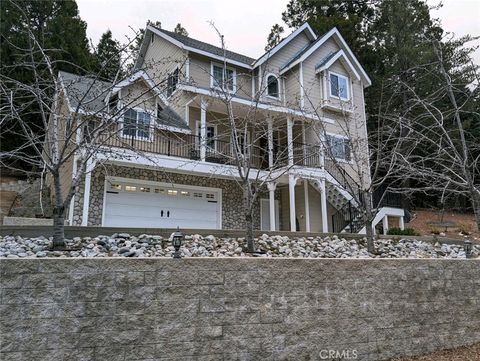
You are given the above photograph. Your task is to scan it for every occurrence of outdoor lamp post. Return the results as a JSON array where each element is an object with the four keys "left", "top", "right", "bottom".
[
  {"left": 172, "top": 227, "right": 183, "bottom": 259},
  {"left": 464, "top": 238, "right": 472, "bottom": 259}
]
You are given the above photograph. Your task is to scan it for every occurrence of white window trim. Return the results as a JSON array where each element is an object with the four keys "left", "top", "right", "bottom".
[
  {"left": 195, "top": 120, "right": 218, "bottom": 151},
  {"left": 325, "top": 132, "right": 352, "bottom": 163},
  {"left": 265, "top": 73, "right": 281, "bottom": 100},
  {"left": 210, "top": 62, "right": 237, "bottom": 93},
  {"left": 167, "top": 65, "right": 181, "bottom": 98},
  {"left": 120, "top": 106, "right": 155, "bottom": 142},
  {"left": 328, "top": 71, "right": 350, "bottom": 101}
]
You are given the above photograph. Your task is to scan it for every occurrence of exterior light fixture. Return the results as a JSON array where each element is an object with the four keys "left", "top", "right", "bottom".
[
  {"left": 172, "top": 227, "right": 183, "bottom": 259},
  {"left": 464, "top": 238, "right": 472, "bottom": 259}
]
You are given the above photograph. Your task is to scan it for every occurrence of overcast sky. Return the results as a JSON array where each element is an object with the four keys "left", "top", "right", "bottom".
[{"left": 76, "top": 0, "right": 480, "bottom": 64}]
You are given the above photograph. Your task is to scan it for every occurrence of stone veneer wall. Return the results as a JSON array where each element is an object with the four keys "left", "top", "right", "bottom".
[
  {"left": 1, "top": 259, "right": 479, "bottom": 361},
  {"left": 73, "top": 164, "right": 275, "bottom": 229}
]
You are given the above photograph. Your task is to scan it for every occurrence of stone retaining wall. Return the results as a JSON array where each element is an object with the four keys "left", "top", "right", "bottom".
[{"left": 1, "top": 259, "right": 479, "bottom": 360}]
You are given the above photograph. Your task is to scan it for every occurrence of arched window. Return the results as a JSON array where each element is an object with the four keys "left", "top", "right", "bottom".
[{"left": 267, "top": 75, "right": 279, "bottom": 98}]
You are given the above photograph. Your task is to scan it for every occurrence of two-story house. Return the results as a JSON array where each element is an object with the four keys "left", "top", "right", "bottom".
[{"left": 55, "top": 22, "right": 405, "bottom": 233}]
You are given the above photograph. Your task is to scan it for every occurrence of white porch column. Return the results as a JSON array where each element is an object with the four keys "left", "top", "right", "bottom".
[
  {"left": 267, "top": 182, "right": 277, "bottom": 231},
  {"left": 320, "top": 179, "right": 328, "bottom": 233},
  {"left": 382, "top": 215, "right": 389, "bottom": 235},
  {"left": 81, "top": 158, "right": 95, "bottom": 226},
  {"left": 200, "top": 98, "right": 207, "bottom": 162},
  {"left": 289, "top": 174, "right": 296, "bottom": 232},
  {"left": 399, "top": 216, "right": 405, "bottom": 230},
  {"left": 304, "top": 180, "right": 310, "bottom": 232},
  {"left": 287, "top": 116, "right": 294, "bottom": 166},
  {"left": 68, "top": 155, "right": 78, "bottom": 225},
  {"left": 267, "top": 118, "right": 274, "bottom": 168},
  {"left": 301, "top": 121, "right": 306, "bottom": 160}
]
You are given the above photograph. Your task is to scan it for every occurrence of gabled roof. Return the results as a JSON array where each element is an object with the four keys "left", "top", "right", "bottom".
[
  {"left": 280, "top": 27, "right": 371, "bottom": 87},
  {"left": 135, "top": 22, "right": 371, "bottom": 87},
  {"left": 58, "top": 71, "right": 111, "bottom": 114},
  {"left": 315, "top": 50, "right": 361, "bottom": 81},
  {"left": 58, "top": 71, "right": 189, "bottom": 132},
  {"left": 111, "top": 70, "right": 168, "bottom": 105},
  {"left": 146, "top": 25, "right": 255, "bottom": 69},
  {"left": 252, "top": 22, "right": 317, "bottom": 68}
]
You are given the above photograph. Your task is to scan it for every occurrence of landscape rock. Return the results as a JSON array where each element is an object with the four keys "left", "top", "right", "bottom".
[{"left": 0, "top": 233, "right": 478, "bottom": 259}]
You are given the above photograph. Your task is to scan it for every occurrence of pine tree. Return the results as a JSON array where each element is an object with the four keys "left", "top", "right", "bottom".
[
  {"left": 174, "top": 23, "right": 188, "bottom": 37},
  {"left": 95, "top": 30, "right": 123, "bottom": 81},
  {"left": 0, "top": 0, "right": 94, "bottom": 157},
  {"left": 265, "top": 24, "right": 284, "bottom": 51}
]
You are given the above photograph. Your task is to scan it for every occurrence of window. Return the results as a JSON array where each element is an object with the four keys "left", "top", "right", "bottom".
[
  {"left": 267, "top": 75, "right": 279, "bottom": 98},
  {"left": 326, "top": 135, "right": 351, "bottom": 161},
  {"left": 108, "top": 94, "right": 118, "bottom": 114},
  {"left": 211, "top": 64, "right": 236, "bottom": 92},
  {"left": 197, "top": 123, "right": 216, "bottom": 150},
  {"left": 329, "top": 73, "right": 349, "bottom": 100},
  {"left": 167, "top": 68, "right": 179, "bottom": 97},
  {"left": 123, "top": 108, "right": 151, "bottom": 139},
  {"left": 125, "top": 186, "right": 137, "bottom": 192}
]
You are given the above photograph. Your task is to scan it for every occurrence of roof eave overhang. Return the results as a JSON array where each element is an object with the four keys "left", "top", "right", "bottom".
[
  {"left": 147, "top": 26, "right": 253, "bottom": 69},
  {"left": 279, "top": 28, "right": 372, "bottom": 87},
  {"left": 252, "top": 23, "right": 317, "bottom": 69}
]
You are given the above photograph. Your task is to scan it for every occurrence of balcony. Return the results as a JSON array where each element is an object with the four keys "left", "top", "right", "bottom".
[
  {"left": 98, "top": 127, "right": 342, "bottom": 172},
  {"left": 99, "top": 127, "right": 267, "bottom": 169}
]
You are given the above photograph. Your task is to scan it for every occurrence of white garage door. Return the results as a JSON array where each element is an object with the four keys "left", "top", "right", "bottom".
[{"left": 103, "top": 178, "right": 221, "bottom": 229}]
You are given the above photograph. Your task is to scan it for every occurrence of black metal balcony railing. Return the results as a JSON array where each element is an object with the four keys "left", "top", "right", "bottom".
[{"left": 101, "top": 128, "right": 266, "bottom": 169}]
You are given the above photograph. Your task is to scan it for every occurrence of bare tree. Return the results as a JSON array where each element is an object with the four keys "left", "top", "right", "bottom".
[
  {"left": 199, "top": 24, "right": 323, "bottom": 252},
  {"left": 378, "top": 36, "right": 480, "bottom": 229},
  {"left": 0, "top": 10, "right": 185, "bottom": 247}
]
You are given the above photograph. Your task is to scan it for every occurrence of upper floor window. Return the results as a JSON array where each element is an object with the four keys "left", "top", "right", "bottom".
[
  {"left": 108, "top": 94, "right": 118, "bottom": 114},
  {"left": 211, "top": 63, "right": 236, "bottom": 92},
  {"left": 123, "top": 108, "right": 151, "bottom": 139},
  {"left": 167, "top": 68, "right": 179, "bottom": 97},
  {"left": 267, "top": 75, "right": 279, "bottom": 98},
  {"left": 326, "top": 134, "right": 351, "bottom": 161},
  {"left": 329, "top": 72, "right": 349, "bottom": 100}
]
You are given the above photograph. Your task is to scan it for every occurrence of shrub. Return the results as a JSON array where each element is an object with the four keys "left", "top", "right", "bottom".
[
  {"left": 387, "top": 227, "right": 420, "bottom": 236},
  {"left": 428, "top": 226, "right": 441, "bottom": 235},
  {"left": 456, "top": 222, "right": 472, "bottom": 235}
]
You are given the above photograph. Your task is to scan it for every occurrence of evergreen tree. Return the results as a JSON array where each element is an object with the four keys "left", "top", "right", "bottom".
[
  {"left": 281, "top": 0, "right": 377, "bottom": 56},
  {"left": 174, "top": 23, "right": 188, "bottom": 37},
  {"left": 0, "top": 0, "right": 94, "bottom": 157},
  {"left": 95, "top": 30, "right": 123, "bottom": 81},
  {"left": 265, "top": 24, "right": 284, "bottom": 51}
]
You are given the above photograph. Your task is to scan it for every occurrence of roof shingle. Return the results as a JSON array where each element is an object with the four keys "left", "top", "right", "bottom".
[{"left": 154, "top": 27, "right": 256, "bottom": 66}]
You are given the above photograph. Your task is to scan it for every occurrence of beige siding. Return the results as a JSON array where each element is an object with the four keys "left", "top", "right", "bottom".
[
  {"left": 141, "top": 33, "right": 187, "bottom": 87},
  {"left": 259, "top": 32, "right": 311, "bottom": 104},
  {"left": 120, "top": 80, "right": 157, "bottom": 112},
  {"left": 302, "top": 38, "right": 340, "bottom": 113},
  {"left": 189, "top": 54, "right": 252, "bottom": 98},
  {"left": 284, "top": 68, "right": 301, "bottom": 109}
]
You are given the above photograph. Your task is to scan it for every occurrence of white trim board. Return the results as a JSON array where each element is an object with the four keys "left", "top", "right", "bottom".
[
  {"left": 147, "top": 26, "right": 253, "bottom": 69},
  {"left": 279, "top": 28, "right": 371, "bottom": 87},
  {"left": 253, "top": 23, "right": 317, "bottom": 68}
]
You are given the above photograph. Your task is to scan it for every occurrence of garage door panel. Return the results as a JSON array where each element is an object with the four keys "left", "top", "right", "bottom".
[
  {"left": 103, "top": 180, "right": 221, "bottom": 229},
  {"left": 105, "top": 199, "right": 218, "bottom": 215}
]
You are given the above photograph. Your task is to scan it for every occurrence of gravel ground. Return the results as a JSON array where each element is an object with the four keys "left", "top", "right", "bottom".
[
  {"left": 1, "top": 233, "right": 479, "bottom": 258},
  {"left": 392, "top": 343, "right": 480, "bottom": 361}
]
